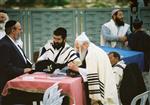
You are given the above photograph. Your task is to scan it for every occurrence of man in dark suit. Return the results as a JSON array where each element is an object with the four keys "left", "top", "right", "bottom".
[
  {"left": 0, "top": 20, "right": 32, "bottom": 105},
  {"left": 128, "top": 19, "right": 150, "bottom": 72}
]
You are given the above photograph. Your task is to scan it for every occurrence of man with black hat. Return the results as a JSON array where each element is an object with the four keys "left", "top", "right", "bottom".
[
  {"left": 0, "top": 20, "right": 33, "bottom": 105},
  {"left": 128, "top": 19, "right": 150, "bottom": 71},
  {"left": 101, "top": 8, "right": 131, "bottom": 49}
]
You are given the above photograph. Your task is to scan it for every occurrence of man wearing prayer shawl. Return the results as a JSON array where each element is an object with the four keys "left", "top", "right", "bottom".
[
  {"left": 68, "top": 32, "right": 119, "bottom": 105},
  {"left": 36, "top": 27, "right": 81, "bottom": 73},
  {"left": 101, "top": 8, "right": 131, "bottom": 49}
]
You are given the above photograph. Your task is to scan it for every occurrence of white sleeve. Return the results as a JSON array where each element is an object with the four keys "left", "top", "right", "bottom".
[
  {"left": 112, "top": 67, "right": 123, "bottom": 87},
  {"left": 37, "top": 52, "right": 48, "bottom": 61},
  {"left": 78, "top": 68, "right": 88, "bottom": 82}
]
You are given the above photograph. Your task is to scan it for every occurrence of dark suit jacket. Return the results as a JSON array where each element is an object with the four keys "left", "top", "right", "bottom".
[
  {"left": 119, "top": 63, "right": 147, "bottom": 105},
  {"left": 128, "top": 31, "right": 150, "bottom": 71},
  {"left": 0, "top": 35, "right": 32, "bottom": 93}
]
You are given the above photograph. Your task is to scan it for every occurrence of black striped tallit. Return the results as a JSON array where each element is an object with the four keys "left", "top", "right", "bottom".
[{"left": 87, "top": 73, "right": 105, "bottom": 98}]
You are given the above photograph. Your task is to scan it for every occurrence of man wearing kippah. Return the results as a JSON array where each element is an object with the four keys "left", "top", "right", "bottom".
[
  {"left": 0, "top": 20, "right": 33, "bottom": 105},
  {"left": 101, "top": 8, "right": 131, "bottom": 49}
]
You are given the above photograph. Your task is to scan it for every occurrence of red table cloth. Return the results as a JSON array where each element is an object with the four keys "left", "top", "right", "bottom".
[{"left": 2, "top": 72, "right": 86, "bottom": 105}]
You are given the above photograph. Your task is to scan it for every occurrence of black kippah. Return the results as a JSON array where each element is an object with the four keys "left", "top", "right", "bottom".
[
  {"left": 133, "top": 18, "right": 143, "bottom": 26},
  {"left": 5, "top": 20, "right": 17, "bottom": 29},
  {"left": 0, "top": 9, "right": 7, "bottom": 13}
]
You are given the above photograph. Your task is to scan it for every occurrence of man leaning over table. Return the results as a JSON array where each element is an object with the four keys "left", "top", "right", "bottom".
[
  {"left": 0, "top": 20, "right": 33, "bottom": 105},
  {"left": 35, "top": 27, "right": 81, "bottom": 73},
  {"left": 67, "top": 32, "right": 119, "bottom": 105}
]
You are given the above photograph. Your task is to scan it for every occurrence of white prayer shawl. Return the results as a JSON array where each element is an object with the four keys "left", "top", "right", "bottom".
[
  {"left": 113, "top": 60, "right": 126, "bottom": 105},
  {"left": 38, "top": 40, "right": 81, "bottom": 66},
  {"left": 86, "top": 43, "right": 119, "bottom": 105},
  {"left": 101, "top": 19, "right": 129, "bottom": 47},
  {"left": 113, "top": 60, "right": 126, "bottom": 88}
]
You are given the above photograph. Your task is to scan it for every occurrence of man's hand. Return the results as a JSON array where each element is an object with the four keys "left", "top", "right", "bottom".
[
  {"left": 119, "top": 36, "right": 127, "bottom": 42},
  {"left": 67, "top": 62, "right": 79, "bottom": 72},
  {"left": 24, "top": 68, "right": 32, "bottom": 73}
]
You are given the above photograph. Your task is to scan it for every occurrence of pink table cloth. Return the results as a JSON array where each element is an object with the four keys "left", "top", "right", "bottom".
[{"left": 2, "top": 72, "right": 86, "bottom": 105}]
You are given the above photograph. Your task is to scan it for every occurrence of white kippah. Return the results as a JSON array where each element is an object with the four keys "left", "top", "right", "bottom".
[
  {"left": 111, "top": 8, "right": 120, "bottom": 16},
  {"left": 75, "top": 32, "right": 90, "bottom": 43}
]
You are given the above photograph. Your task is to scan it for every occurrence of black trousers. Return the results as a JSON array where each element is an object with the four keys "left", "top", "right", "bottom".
[
  {"left": 1, "top": 89, "right": 71, "bottom": 105},
  {"left": 1, "top": 89, "right": 43, "bottom": 105}
]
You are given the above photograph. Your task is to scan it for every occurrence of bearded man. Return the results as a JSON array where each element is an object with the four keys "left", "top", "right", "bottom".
[
  {"left": 36, "top": 27, "right": 81, "bottom": 73},
  {"left": 68, "top": 32, "right": 119, "bottom": 105},
  {"left": 0, "top": 10, "right": 9, "bottom": 39},
  {"left": 101, "top": 8, "right": 131, "bottom": 49},
  {"left": 0, "top": 9, "right": 23, "bottom": 48}
]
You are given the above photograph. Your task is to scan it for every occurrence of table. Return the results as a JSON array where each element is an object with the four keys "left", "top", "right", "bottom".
[
  {"left": 100, "top": 46, "right": 144, "bottom": 71},
  {"left": 2, "top": 72, "right": 86, "bottom": 105}
]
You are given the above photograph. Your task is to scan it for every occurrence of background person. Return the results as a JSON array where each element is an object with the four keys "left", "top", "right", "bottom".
[
  {"left": 0, "top": 9, "right": 23, "bottom": 48},
  {"left": 128, "top": 19, "right": 150, "bottom": 72},
  {"left": 101, "top": 8, "right": 131, "bottom": 49},
  {"left": 108, "top": 51, "right": 126, "bottom": 89},
  {"left": 0, "top": 9, "right": 9, "bottom": 39},
  {"left": 108, "top": 51, "right": 126, "bottom": 105}
]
